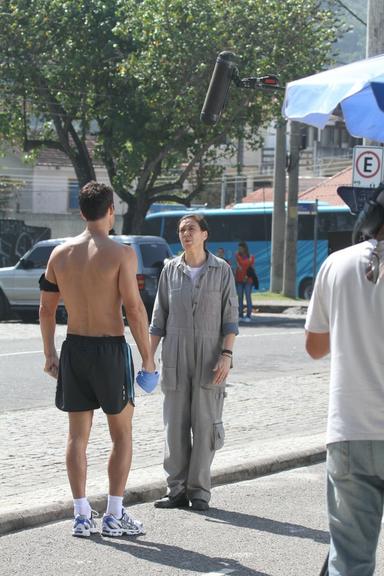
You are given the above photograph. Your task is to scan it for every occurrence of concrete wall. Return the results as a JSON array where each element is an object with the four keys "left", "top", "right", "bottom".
[
  {"left": 19, "top": 212, "right": 124, "bottom": 239},
  {"left": 32, "top": 165, "right": 127, "bottom": 215}
]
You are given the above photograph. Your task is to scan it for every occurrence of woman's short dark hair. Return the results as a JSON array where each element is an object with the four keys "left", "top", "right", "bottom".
[
  {"left": 79, "top": 181, "right": 114, "bottom": 221},
  {"left": 177, "top": 213, "right": 210, "bottom": 249}
]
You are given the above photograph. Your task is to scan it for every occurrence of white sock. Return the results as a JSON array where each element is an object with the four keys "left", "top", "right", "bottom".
[
  {"left": 73, "top": 497, "right": 91, "bottom": 518},
  {"left": 106, "top": 495, "right": 123, "bottom": 518}
]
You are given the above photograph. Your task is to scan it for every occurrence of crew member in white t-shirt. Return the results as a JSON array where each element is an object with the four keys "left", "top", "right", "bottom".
[{"left": 305, "top": 189, "right": 384, "bottom": 576}]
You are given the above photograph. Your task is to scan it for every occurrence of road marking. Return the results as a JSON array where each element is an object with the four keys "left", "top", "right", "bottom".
[
  {"left": 0, "top": 333, "right": 302, "bottom": 358},
  {"left": 0, "top": 342, "right": 138, "bottom": 358},
  {"left": 201, "top": 570, "right": 236, "bottom": 576},
  {"left": 237, "top": 330, "right": 303, "bottom": 338},
  {"left": 0, "top": 350, "right": 42, "bottom": 358}
]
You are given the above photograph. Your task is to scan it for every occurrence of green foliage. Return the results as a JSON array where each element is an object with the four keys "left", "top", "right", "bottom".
[{"left": 0, "top": 0, "right": 344, "bottom": 230}]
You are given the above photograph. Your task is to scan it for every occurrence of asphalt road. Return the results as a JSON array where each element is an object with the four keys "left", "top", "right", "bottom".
[
  {"left": 0, "top": 312, "right": 330, "bottom": 412},
  {"left": 2, "top": 463, "right": 384, "bottom": 576}
]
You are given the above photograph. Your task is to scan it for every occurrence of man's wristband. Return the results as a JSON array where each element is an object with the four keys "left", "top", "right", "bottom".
[{"left": 221, "top": 349, "right": 232, "bottom": 356}]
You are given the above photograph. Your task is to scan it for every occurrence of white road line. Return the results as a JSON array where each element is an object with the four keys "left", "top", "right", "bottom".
[
  {"left": 237, "top": 330, "right": 303, "bottom": 338},
  {"left": 0, "top": 350, "right": 42, "bottom": 358},
  {"left": 203, "top": 570, "right": 236, "bottom": 575},
  {"left": 201, "top": 570, "right": 236, "bottom": 576},
  {"left": 0, "top": 333, "right": 301, "bottom": 359},
  {"left": 0, "top": 341, "right": 138, "bottom": 358}
]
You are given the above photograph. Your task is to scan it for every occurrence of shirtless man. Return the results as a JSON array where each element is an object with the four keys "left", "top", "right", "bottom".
[{"left": 39, "top": 181, "right": 156, "bottom": 538}]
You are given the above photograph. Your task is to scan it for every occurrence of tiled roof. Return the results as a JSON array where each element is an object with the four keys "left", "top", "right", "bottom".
[
  {"left": 239, "top": 168, "right": 353, "bottom": 206},
  {"left": 298, "top": 166, "right": 352, "bottom": 205},
  {"left": 36, "top": 137, "right": 105, "bottom": 168}
]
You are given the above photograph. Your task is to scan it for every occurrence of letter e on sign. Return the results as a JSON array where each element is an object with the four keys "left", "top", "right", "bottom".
[{"left": 352, "top": 146, "right": 384, "bottom": 188}]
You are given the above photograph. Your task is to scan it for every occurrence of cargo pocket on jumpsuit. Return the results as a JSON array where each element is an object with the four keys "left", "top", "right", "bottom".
[
  {"left": 211, "top": 389, "right": 227, "bottom": 450},
  {"left": 212, "top": 421, "right": 225, "bottom": 451},
  {"left": 160, "top": 334, "right": 178, "bottom": 391}
]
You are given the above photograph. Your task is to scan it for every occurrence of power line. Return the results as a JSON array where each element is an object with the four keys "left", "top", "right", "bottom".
[{"left": 334, "top": 0, "right": 367, "bottom": 26}]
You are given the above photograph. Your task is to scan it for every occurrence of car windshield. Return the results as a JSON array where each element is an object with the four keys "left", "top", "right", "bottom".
[{"left": 19, "top": 245, "right": 56, "bottom": 269}]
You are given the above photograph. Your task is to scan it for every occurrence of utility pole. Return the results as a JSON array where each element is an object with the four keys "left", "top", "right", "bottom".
[
  {"left": 366, "top": 0, "right": 384, "bottom": 57},
  {"left": 235, "top": 137, "right": 244, "bottom": 203},
  {"left": 270, "top": 120, "right": 286, "bottom": 293},
  {"left": 365, "top": 0, "right": 384, "bottom": 146},
  {"left": 283, "top": 121, "right": 300, "bottom": 298}
]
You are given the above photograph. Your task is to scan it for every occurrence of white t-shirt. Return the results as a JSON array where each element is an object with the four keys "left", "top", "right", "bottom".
[
  {"left": 186, "top": 264, "right": 204, "bottom": 285},
  {"left": 305, "top": 239, "right": 384, "bottom": 444}
]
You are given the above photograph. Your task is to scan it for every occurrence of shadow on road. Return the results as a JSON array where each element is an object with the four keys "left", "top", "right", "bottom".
[
  {"left": 93, "top": 536, "right": 272, "bottom": 575},
  {"left": 202, "top": 508, "right": 329, "bottom": 545}
]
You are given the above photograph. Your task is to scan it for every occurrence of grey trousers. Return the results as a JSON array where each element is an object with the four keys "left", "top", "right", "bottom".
[{"left": 163, "top": 382, "right": 226, "bottom": 503}]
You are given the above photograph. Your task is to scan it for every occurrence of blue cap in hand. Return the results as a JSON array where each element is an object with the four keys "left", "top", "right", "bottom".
[{"left": 136, "top": 370, "right": 159, "bottom": 393}]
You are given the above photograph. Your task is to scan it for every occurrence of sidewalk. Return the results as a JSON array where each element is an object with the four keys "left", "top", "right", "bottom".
[
  {"left": 252, "top": 296, "right": 309, "bottom": 314},
  {"left": 0, "top": 364, "right": 327, "bottom": 536}
]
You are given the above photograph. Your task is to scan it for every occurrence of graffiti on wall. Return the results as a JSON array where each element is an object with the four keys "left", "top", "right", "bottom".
[{"left": 0, "top": 220, "right": 51, "bottom": 267}]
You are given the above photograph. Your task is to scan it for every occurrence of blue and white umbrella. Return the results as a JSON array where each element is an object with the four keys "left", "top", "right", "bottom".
[{"left": 282, "top": 53, "right": 384, "bottom": 142}]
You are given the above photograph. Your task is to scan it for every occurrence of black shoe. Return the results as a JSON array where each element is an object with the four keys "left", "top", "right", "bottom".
[
  {"left": 154, "top": 493, "right": 190, "bottom": 509},
  {"left": 191, "top": 499, "right": 209, "bottom": 511}
]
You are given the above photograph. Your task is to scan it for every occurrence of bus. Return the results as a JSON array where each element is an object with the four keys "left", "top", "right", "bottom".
[{"left": 142, "top": 202, "right": 357, "bottom": 298}]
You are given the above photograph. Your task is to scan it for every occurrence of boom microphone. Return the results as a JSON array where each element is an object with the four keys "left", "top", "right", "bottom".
[{"left": 200, "top": 51, "right": 237, "bottom": 125}]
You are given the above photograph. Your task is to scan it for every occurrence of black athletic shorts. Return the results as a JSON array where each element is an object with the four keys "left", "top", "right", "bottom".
[{"left": 56, "top": 334, "right": 135, "bottom": 414}]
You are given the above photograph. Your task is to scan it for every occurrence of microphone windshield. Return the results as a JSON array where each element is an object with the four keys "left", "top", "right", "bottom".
[{"left": 200, "top": 52, "right": 237, "bottom": 125}]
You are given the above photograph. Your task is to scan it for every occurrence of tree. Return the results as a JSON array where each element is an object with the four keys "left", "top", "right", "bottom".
[{"left": 0, "top": 0, "right": 343, "bottom": 232}]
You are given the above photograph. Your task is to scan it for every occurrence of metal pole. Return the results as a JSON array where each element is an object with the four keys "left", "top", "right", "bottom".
[
  {"left": 312, "top": 198, "right": 319, "bottom": 290},
  {"left": 220, "top": 175, "right": 227, "bottom": 208},
  {"left": 271, "top": 120, "right": 287, "bottom": 293},
  {"left": 283, "top": 120, "right": 300, "bottom": 298}
]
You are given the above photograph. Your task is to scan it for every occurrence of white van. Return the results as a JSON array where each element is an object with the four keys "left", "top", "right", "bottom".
[{"left": 0, "top": 235, "right": 173, "bottom": 322}]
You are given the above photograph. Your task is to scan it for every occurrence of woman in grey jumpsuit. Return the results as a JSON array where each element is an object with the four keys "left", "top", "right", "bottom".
[{"left": 150, "top": 214, "right": 239, "bottom": 511}]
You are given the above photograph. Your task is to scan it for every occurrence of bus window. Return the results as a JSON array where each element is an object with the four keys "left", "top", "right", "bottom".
[
  {"left": 219, "top": 214, "right": 271, "bottom": 242},
  {"left": 318, "top": 212, "right": 356, "bottom": 239},
  {"left": 163, "top": 215, "right": 180, "bottom": 244},
  {"left": 298, "top": 215, "right": 315, "bottom": 240},
  {"left": 205, "top": 216, "right": 229, "bottom": 242},
  {"left": 142, "top": 217, "right": 162, "bottom": 236}
]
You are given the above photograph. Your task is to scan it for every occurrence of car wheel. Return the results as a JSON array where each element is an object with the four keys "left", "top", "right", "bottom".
[
  {"left": 0, "top": 289, "right": 9, "bottom": 321},
  {"left": 299, "top": 278, "right": 313, "bottom": 300},
  {"left": 18, "top": 310, "right": 39, "bottom": 323},
  {"left": 56, "top": 307, "right": 68, "bottom": 325}
]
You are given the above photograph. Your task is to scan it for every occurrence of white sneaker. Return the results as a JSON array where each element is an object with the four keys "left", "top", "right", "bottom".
[
  {"left": 244, "top": 316, "right": 252, "bottom": 323},
  {"left": 102, "top": 508, "right": 145, "bottom": 537},
  {"left": 72, "top": 510, "right": 99, "bottom": 537}
]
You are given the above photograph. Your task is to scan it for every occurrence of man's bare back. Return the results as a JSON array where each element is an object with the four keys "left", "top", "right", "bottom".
[
  {"left": 41, "top": 226, "right": 154, "bottom": 378},
  {"left": 46, "top": 231, "right": 134, "bottom": 337}
]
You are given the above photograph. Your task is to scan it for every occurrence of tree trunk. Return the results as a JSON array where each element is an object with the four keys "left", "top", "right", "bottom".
[
  {"left": 121, "top": 188, "right": 150, "bottom": 234},
  {"left": 72, "top": 155, "right": 96, "bottom": 187}
]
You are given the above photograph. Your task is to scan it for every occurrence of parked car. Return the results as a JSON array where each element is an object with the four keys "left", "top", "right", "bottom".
[{"left": 0, "top": 235, "right": 173, "bottom": 322}]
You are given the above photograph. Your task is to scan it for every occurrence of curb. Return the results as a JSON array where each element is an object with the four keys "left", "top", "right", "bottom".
[{"left": 0, "top": 446, "right": 325, "bottom": 537}]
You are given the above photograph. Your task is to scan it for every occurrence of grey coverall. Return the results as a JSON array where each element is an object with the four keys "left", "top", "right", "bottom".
[{"left": 150, "top": 251, "right": 239, "bottom": 502}]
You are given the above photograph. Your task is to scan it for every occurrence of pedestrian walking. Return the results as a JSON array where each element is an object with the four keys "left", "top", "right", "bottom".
[
  {"left": 150, "top": 214, "right": 238, "bottom": 511},
  {"left": 234, "top": 241, "right": 255, "bottom": 322},
  {"left": 305, "top": 186, "right": 384, "bottom": 576},
  {"left": 39, "top": 181, "right": 157, "bottom": 538}
]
